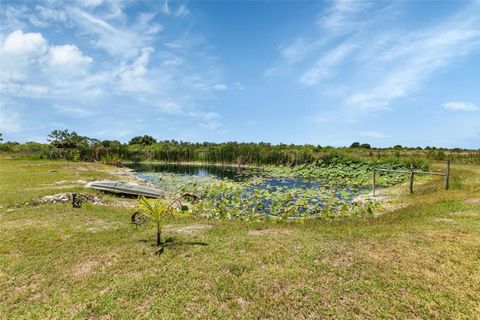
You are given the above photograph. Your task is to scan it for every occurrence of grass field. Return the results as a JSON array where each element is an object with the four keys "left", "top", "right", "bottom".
[{"left": 1, "top": 158, "right": 479, "bottom": 319}]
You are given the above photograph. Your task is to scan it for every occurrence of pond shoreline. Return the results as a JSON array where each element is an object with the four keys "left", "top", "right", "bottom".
[{"left": 122, "top": 160, "right": 259, "bottom": 169}]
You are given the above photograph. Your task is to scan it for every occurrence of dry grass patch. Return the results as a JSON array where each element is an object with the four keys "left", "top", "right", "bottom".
[
  {"left": 450, "top": 210, "right": 480, "bottom": 217},
  {"left": 465, "top": 198, "right": 480, "bottom": 204},
  {"left": 72, "top": 252, "right": 119, "bottom": 279},
  {"left": 433, "top": 218, "right": 454, "bottom": 222},
  {"left": 247, "top": 228, "right": 291, "bottom": 236},
  {"left": 165, "top": 223, "right": 213, "bottom": 234}
]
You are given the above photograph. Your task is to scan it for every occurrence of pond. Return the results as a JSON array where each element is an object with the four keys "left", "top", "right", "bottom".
[
  {"left": 126, "top": 162, "right": 255, "bottom": 181},
  {"left": 125, "top": 162, "right": 366, "bottom": 218}
]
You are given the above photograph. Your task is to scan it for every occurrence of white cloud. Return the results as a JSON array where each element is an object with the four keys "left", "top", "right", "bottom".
[
  {"left": 359, "top": 131, "right": 386, "bottom": 138},
  {"left": 443, "top": 101, "right": 479, "bottom": 111},
  {"left": 175, "top": 5, "right": 189, "bottom": 18},
  {"left": 346, "top": 10, "right": 480, "bottom": 110},
  {"left": 265, "top": 0, "right": 370, "bottom": 79},
  {"left": 67, "top": 8, "right": 144, "bottom": 57},
  {"left": 212, "top": 83, "right": 228, "bottom": 91},
  {"left": 115, "top": 47, "right": 154, "bottom": 92},
  {"left": 279, "top": 38, "right": 324, "bottom": 63},
  {"left": 47, "top": 44, "right": 93, "bottom": 71},
  {"left": 0, "top": 82, "right": 49, "bottom": 97},
  {"left": 1, "top": 29, "right": 48, "bottom": 56},
  {"left": 317, "top": 0, "right": 371, "bottom": 33},
  {"left": 160, "top": 102, "right": 183, "bottom": 114},
  {"left": 0, "top": 1, "right": 227, "bottom": 140},
  {"left": 300, "top": 43, "right": 355, "bottom": 86},
  {"left": 161, "top": 1, "right": 189, "bottom": 18},
  {"left": 34, "top": 6, "right": 68, "bottom": 24},
  {"left": 161, "top": 1, "right": 170, "bottom": 15},
  {"left": 53, "top": 104, "right": 93, "bottom": 118},
  {"left": 188, "top": 111, "right": 223, "bottom": 132},
  {"left": 165, "top": 41, "right": 183, "bottom": 49},
  {"left": 162, "top": 53, "right": 183, "bottom": 66}
]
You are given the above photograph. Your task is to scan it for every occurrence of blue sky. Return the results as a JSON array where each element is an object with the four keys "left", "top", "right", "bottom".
[{"left": 0, "top": 0, "right": 479, "bottom": 148}]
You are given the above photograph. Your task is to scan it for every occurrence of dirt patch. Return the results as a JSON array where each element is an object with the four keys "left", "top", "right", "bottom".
[
  {"left": 165, "top": 224, "right": 212, "bottom": 234},
  {"left": 465, "top": 198, "right": 480, "bottom": 204},
  {"left": 12, "top": 275, "right": 45, "bottom": 302},
  {"left": 315, "top": 242, "right": 355, "bottom": 268},
  {"left": 74, "top": 261, "right": 99, "bottom": 278},
  {"left": 73, "top": 253, "right": 118, "bottom": 279},
  {"left": 52, "top": 180, "right": 88, "bottom": 185},
  {"left": 433, "top": 218, "right": 454, "bottom": 222},
  {"left": 104, "top": 168, "right": 139, "bottom": 182},
  {"left": 247, "top": 228, "right": 290, "bottom": 236}
]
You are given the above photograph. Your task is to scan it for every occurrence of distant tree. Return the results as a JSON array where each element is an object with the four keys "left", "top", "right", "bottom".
[
  {"left": 47, "top": 129, "right": 89, "bottom": 148},
  {"left": 0, "top": 132, "right": 3, "bottom": 142},
  {"left": 393, "top": 145, "right": 403, "bottom": 150},
  {"left": 359, "top": 143, "right": 371, "bottom": 149},
  {"left": 350, "top": 142, "right": 361, "bottom": 148},
  {"left": 128, "top": 135, "right": 157, "bottom": 146},
  {"left": 101, "top": 140, "right": 122, "bottom": 148}
]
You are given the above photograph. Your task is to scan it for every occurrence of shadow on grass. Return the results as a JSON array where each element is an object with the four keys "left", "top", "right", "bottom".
[{"left": 139, "top": 237, "right": 208, "bottom": 255}]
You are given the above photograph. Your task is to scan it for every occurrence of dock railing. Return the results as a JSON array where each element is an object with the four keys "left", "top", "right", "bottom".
[{"left": 372, "top": 160, "right": 450, "bottom": 197}]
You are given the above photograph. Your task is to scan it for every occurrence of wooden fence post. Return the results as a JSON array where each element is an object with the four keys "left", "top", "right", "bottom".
[
  {"left": 409, "top": 164, "right": 414, "bottom": 194},
  {"left": 445, "top": 159, "right": 450, "bottom": 190},
  {"left": 372, "top": 169, "right": 376, "bottom": 197}
]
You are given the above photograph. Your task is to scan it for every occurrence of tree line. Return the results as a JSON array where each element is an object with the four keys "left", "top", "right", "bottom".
[{"left": 0, "top": 130, "right": 478, "bottom": 165}]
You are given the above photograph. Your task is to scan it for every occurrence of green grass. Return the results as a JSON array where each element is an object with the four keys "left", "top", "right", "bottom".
[{"left": 1, "top": 158, "right": 479, "bottom": 319}]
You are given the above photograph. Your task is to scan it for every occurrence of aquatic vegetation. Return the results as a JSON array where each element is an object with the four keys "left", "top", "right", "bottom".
[
  {"left": 137, "top": 171, "right": 367, "bottom": 220},
  {"left": 131, "top": 156, "right": 418, "bottom": 220}
]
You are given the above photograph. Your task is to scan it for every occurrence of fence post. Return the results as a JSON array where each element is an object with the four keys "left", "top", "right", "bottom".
[
  {"left": 409, "top": 164, "right": 414, "bottom": 194},
  {"left": 372, "top": 169, "right": 376, "bottom": 197},
  {"left": 445, "top": 159, "right": 450, "bottom": 190}
]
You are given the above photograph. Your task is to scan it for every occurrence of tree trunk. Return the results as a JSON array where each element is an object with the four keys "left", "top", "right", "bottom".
[{"left": 156, "top": 228, "right": 162, "bottom": 247}]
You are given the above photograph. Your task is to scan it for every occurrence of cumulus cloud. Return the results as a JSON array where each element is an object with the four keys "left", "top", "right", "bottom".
[
  {"left": 0, "top": 1, "right": 228, "bottom": 140},
  {"left": 47, "top": 44, "right": 93, "bottom": 72},
  {"left": 1, "top": 29, "right": 48, "bottom": 56}
]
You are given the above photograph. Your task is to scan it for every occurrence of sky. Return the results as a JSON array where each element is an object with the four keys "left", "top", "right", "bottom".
[{"left": 0, "top": 0, "right": 479, "bottom": 148}]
